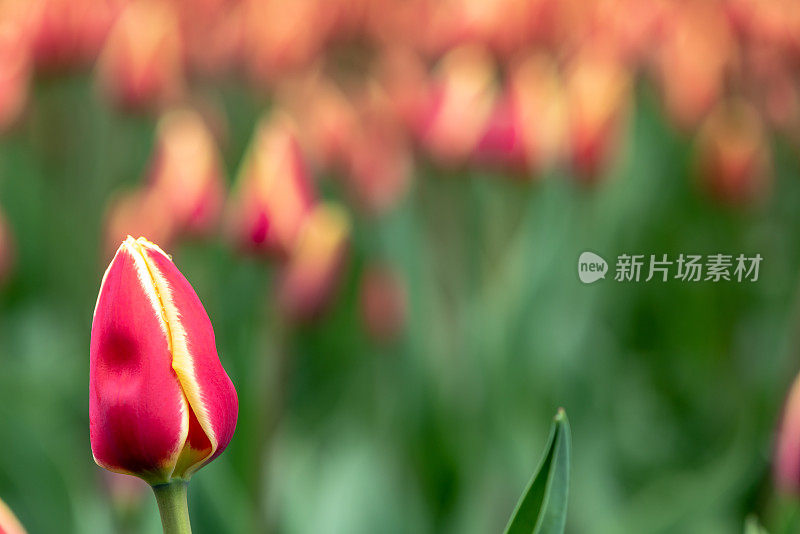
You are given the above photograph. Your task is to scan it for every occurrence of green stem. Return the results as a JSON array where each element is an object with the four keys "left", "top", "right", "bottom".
[{"left": 152, "top": 481, "right": 192, "bottom": 534}]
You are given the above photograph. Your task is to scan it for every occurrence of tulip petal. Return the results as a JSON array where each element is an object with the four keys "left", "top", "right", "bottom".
[
  {"left": 0, "top": 496, "right": 26, "bottom": 534},
  {"left": 90, "top": 238, "right": 189, "bottom": 484},
  {"left": 136, "top": 238, "right": 238, "bottom": 477}
]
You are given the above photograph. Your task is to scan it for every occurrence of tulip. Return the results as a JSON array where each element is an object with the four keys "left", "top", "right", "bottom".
[
  {"left": 103, "top": 189, "right": 176, "bottom": 259},
  {"left": 95, "top": 0, "right": 184, "bottom": 111},
  {"left": 0, "top": 0, "right": 32, "bottom": 133},
  {"left": 507, "top": 53, "right": 565, "bottom": 175},
  {"left": 776, "top": 373, "right": 800, "bottom": 493},
  {"left": 226, "top": 113, "right": 316, "bottom": 255},
  {"left": 90, "top": 236, "right": 238, "bottom": 533},
  {"left": 472, "top": 92, "right": 528, "bottom": 173},
  {"left": 240, "top": 0, "right": 330, "bottom": 87},
  {"left": 0, "top": 496, "right": 26, "bottom": 534},
  {"left": 278, "top": 202, "right": 350, "bottom": 320},
  {"left": 419, "top": 44, "right": 498, "bottom": 166},
  {"left": 694, "top": 99, "right": 771, "bottom": 205},
  {"left": 147, "top": 108, "right": 226, "bottom": 236},
  {"left": 565, "top": 47, "right": 630, "bottom": 182},
  {"left": 342, "top": 85, "right": 412, "bottom": 215},
  {"left": 656, "top": 2, "right": 733, "bottom": 128},
  {"left": 276, "top": 71, "right": 358, "bottom": 171}
]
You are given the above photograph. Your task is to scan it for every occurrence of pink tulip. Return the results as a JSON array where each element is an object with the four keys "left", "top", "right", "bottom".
[
  {"left": 0, "top": 496, "right": 26, "bottom": 534},
  {"left": 90, "top": 236, "right": 238, "bottom": 485}
]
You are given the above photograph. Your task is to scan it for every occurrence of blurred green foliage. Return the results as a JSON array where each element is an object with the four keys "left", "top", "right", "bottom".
[{"left": 1, "top": 76, "right": 800, "bottom": 533}]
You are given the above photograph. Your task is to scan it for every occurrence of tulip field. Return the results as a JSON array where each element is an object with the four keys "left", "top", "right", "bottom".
[{"left": 3, "top": 0, "right": 800, "bottom": 533}]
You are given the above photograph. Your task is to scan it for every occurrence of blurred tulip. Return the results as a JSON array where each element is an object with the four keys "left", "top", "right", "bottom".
[
  {"left": 103, "top": 189, "right": 176, "bottom": 259},
  {"left": 745, "top": 45, "right": 800, "bottom": 134},
  {"left": 277, "top": 71, "right": 358, "bottom": 170},
  {"left": 656, "top": 2, "right": 734, "bottom": 128},
  {"left": 95, "top": 0, "right": 184, "bottom": 111},
  {"left": 420, "top": 45, "right": 498, "bottom": 166},
  {"left": 147, "top": 108, "right": 226, "bottom": 236},
  {"left": 359, "top": 262, "right": 407, "bottom": 343},
  {"left": 29, "top": 0, "right": 122, "bottom": 71},
  {"left": 90, "top": 236, "right": 238, "bottom": 485},
  {"left": 342, "top": 84, "right": 413, "bottom": 214},
  {"left": 775, "top": 372, "right": 800, "bottom": 492},
  {"left": 0, "top": 496, "right": 26, "bottom": 534},
  {"left": 227, "top": 113, "right": 315, "bottom": 255},
  {"left": 507, "top": 53, "right": 566, "bottom": 174},
  {"left": 565, "top": 47, "right": 630, "bottom": 181},
  {"left": 0, "top": 0, "right": 31, "bottom": 132},
  {"left": 375, "top": 46, "right": 431, "bottom": 137},
  {"left": 472, "top": 91, "right": 528, "bottom": 173},
  {"left": 174, "top": 0, "right": 243, "bottom": 76},
  {"left": 278, "top": 202, "right": 350, "bottom": 320},
  {"left": 694, "top": 99, "right": 771, "bottom": 205},
  {"left": 241, "top": 0, "right": 330, "bottom": 87}
]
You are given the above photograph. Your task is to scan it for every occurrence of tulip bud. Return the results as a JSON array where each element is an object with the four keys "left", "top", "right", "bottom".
[
  {"left": 90, "top": 236, "right": 238, "bottom": 485},
  {"left": 342, "top": 84, "right": 412, "bottom": 215},
  {"left": 276, "top": 71, "right": 358, "bottom": 170},
  {"left": 103, "top": 189, "right": 176, "bottom": 259},
  {"left": 694, "top": 99, "right": 771, "bottom": 205},
  {"left": 776, "top": 373, "right": 800, "bottom": 492},
  {"left": 420, "top": 45, "right": 498, "bottom": 166},
  {"left": 227, "top": 113, "right": 315, "bottom": 255},
  {"left": 472, "top": 92, "right": 528, "bottom": 173},
  {"left": 565, "top": 48, "right": 630, "bottom": 182},
  {"left": 656, "top": 2, "right": 733, "bottom": 128},
  {"left": 0, "top": 0, "right": 31, "bottom": 132},
  {"left": 278, "top": 203, "right": 350, "bottom": 320},
  {"left": 507, "top": 53, "right": 566, "bottom": 175},
  {"left": 148, "top": 108, "right": 226, "bottom": 236},
  {"left": 95, "top": 0, "right": 184, "bottom": 111},
  {"left": 0, "top": 496, "right": 26, "bottom": 534},
  {"left": 241, "top": 0, "right": 329, "bottom": 87}
]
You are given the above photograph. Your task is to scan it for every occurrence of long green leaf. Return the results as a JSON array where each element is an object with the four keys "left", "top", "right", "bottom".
[{"left": 504, "top": 409, "right": 571, "bottom": 534}]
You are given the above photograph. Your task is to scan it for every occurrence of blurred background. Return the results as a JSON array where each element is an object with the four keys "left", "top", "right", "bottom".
[{"left": 1, "top": 0, "right": 800, "bottom": 532}]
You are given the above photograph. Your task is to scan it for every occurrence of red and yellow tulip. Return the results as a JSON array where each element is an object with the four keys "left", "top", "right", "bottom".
[{"left": 90, "top": 236, "right": 238, "bottom": 485}]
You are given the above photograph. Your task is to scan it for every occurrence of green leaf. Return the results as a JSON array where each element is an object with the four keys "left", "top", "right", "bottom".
[
  {"left": 744, "top": 515, "right": 768, "bottom": 534},
  {"left": 504, "top": 409, "right": 571, "bottom": 534}
]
